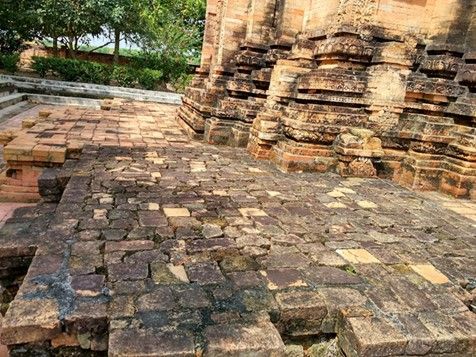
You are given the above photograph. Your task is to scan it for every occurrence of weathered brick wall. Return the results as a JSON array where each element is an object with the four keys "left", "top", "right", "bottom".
[
  {"left": 178, "top": 0, "right": 476, "bottom": 198},
  {"left": 303, "top": 0, "right": 339, "bottom": 33},
  {"left": 214, "top": 0, "right": 249, "bottom": 71},
  {"left": 374, "top": 0, "right": 433, "bottom": 37},
  {"left": 200, "top": 0, "right": 219, "bottom": 72}
]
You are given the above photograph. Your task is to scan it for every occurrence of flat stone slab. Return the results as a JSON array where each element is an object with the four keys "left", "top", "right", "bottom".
[
  {"left": 204, "top": 319, "right": 285, "bottom": 356},
  {"left": 1, "top": 299, "right": 60, "bottom": 345},
  {"left": 410, "top": 263, "right": 451, "bottom": 285},
  {"left": 109, "top": 329, "right": 195, "bottom": 357},
  {"left": 0, "top": 100, "right": 475, "bottom": 356}
]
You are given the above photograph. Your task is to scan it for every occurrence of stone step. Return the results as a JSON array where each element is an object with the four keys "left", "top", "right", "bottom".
[
  {"left": 108, "top": 319, "right": 285, "bottom": 357},
  {"left": 0, "top": 74, "right": 183, "bottom": 105},
  {"left": 0, "top": 190, "right": 40, "bottom": 203},
  {"left": 0, "top": 184, "right": 39, "bottom": 193},
  {"left": 203, "top": 319, "right": 285, "bottom": 356},
  {"left": 108, "top": 329, "right": 196, "bottom": 357},
  {"left": 0, "top": 94, "right": 25, "bottom": 111},
  {"left": 0, "top": 101, "right": 34, "bottom": 125},
  {"left": 0, "top": 83, "right": 15, "bottom": 97},
  {"left": 26, "top": 94, "right": 101, "bottom": 108},
  {"left": 337, "top": 312, "right": 476, "bottom": 357}
]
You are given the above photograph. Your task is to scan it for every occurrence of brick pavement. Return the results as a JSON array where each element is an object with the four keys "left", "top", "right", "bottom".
[
  {"left": 423, "top": 192, "right": 476, "bottom": 224},
  {"left": 0, "top": 101, "right": 474, "bottom": 356}
]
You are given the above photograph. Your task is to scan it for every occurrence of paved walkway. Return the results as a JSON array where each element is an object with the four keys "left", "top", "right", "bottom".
[
  {"left": 0, "top": 101, "right": 474, "bottom": 356},
  {"left": 422, "top": 192, "right": 476, "bottom": 223}
]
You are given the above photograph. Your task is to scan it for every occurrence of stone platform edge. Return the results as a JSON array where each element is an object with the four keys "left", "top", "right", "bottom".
[{"left": 0, "top": 75, "right": 183, "bottom": 106}]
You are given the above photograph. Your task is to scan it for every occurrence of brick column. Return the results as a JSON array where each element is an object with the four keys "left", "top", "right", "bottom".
[
  {"left": 247, "top": 0, "right": 311, "bottom": 161},
  {"left": 177, "top": 0, "right": 250, "bottom": 140},
  {"left": 364, "top": 40, "right": 416, "bottom": 179},
  {"left": 199, "top": 0, "right": 219, "bottom": 74},
  {"left": 203, "top": 0, "right": 277, "bottom": 146}
]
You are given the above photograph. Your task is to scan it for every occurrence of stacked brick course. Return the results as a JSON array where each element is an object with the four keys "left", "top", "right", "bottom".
[{"left": 178, "top": 0, "right": 476, "bottom": 199}]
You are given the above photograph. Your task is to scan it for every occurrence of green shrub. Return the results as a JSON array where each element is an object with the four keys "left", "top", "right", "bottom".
[
  {"left": 137, "top": 68, "right": 163, "bottom": 90},
  {"left": 0, "top": 53, "right": 20, "bottom": 73},
  {"left": 130, "top": 52, "right": 188, "bottom": 82},
  {"left": 52, "top": 58, "right": 82, "bottom": 81},
  {"left": 79, "top": 61, "right": 111, "bottom": 85},
  {"left": 31, "top": 56, "right": 50, "bottom": 77},
  {"left": 129, "top": 53, "right": 161, "bottom": 70},
  {"left": 112, "top": 66, "right": 137, "bottom": 87},
  {"left": 30, "top": 56, "right": 167, "bottom": 90},
  {"left": 171, "top": 73, "right": 193, "bottom": 93},
  {"left": 32, "top": 57, "right": 112, "bottom": 84}
]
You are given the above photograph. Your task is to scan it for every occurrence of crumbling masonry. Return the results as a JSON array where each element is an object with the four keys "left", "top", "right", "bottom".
[{"left": 178, "top": 0, "right": 476, "bottom": 199}]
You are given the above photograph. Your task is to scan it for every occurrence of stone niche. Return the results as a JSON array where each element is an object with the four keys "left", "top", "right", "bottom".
[{"left": 177, "top": 0, "right": 476, "bottom": 199}]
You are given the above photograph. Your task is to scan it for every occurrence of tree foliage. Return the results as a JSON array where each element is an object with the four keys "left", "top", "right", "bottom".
[
  {"left": 37, "top": 0, "right": 112, "bottom": 56},
  {"left": 0, "top": 0, "right": 38, "bottom": 53},
  {"left": 139, "top": 0, "right": 206, "bottom": 74},
  {"left": 107, "top": 0, "right": 146, "bottom": 39},
  {"left": 1, "top": 0, "right": 206, "bottom": 82},
  {"left": 141, "top": 0, "right": 206, "bottom": 55},
  {"left": 105, "top": 0, "right": 147, "bottom": 63}
]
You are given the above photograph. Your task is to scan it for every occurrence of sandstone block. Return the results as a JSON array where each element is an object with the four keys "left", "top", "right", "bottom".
[{"left": 204, "top": 319, "right": 285, "bottom": 356}]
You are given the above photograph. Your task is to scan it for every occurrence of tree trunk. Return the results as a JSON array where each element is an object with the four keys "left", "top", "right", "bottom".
[
  {"left": 52, "top": 37, "right": 58, "bottom": 57},
  {"left": 114, "top": 29, "right": 121, "bottom": 65},
  {"left": 68, "top": 36, "right": 75, "bottom": 58}
]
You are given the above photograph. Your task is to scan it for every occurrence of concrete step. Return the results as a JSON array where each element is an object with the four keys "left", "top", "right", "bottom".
[
  {"left": 0, "top": 100, "right": 34, "bottom": 125},
  {"left": 0, "top": 74, "right": 183, "bottom": 105},
  {"left": 0, "top": 82, "right": 15, "bottom": 97},
  {"left": 26, "top": 94, "right": 101, "bottom": 108},
  {"left": 0, "top": 93, "right": 25, "bottom": 111}
]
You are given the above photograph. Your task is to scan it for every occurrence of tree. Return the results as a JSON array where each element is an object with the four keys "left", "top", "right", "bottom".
[
  {"left": 1, "top": 0, "right": 207, "bottom": 83},
  {"left": 146, "top": 0, "right": 206, "bottom": 48},
  {"left": 36, "top": 0, "right": 67, "bottom": 56},
  {"left": 0, "top": 0, "right": 38, "bottom": 53},
  {"left": 36, "top": 0, "right": 111, "bottom": 58},
  {"left": 107, "top": 0, "right": 146, "bottom": 64},
  {"left": 138, "top": 0, "right": 206, "bottom": 79}
]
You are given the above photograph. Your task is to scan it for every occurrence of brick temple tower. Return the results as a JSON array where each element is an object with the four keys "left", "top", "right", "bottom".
[{"left": 178, "top": 0, "right": 476, "bottom": 199}]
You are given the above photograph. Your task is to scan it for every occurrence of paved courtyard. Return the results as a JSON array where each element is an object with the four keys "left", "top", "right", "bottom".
[{"left": 0, "top": 101, "right": 475, "bottom": 356}]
